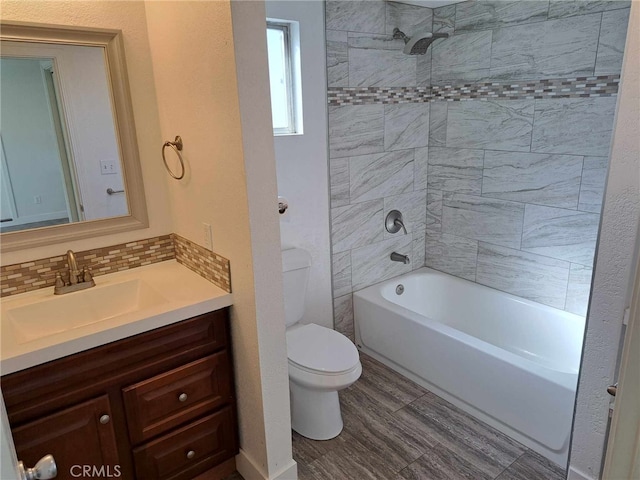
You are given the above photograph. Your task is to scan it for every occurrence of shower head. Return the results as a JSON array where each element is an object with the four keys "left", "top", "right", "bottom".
[{"left": 392, "top": 28, "right": 449, "bottom": 55}]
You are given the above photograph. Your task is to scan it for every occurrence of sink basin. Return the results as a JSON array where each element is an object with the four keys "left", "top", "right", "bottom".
[{"left": 7, "top": 279, "right": 167, "bottom": 344}]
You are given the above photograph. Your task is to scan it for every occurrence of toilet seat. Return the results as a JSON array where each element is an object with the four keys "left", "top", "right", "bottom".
[{"left": 286, "top": 324, "right": 359, "bottom": 374}]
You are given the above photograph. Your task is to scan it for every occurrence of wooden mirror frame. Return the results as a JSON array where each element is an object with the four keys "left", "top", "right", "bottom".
[{"left": 0, "top": 21, "right": 148, "bottom": 252}]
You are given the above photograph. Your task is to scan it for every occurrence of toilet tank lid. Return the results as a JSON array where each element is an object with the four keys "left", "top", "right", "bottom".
[{"left": 282, "top": 248, "right": 312, "bottom": 272}]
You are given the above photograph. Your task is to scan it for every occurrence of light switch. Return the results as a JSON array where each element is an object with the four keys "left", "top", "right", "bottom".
[{"left": 100, "top": 160, "right": 118, "bottom": 175}]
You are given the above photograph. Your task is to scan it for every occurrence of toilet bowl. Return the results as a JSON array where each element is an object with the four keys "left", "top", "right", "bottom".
[{"left": 282, "top": 248, "right": 361, "bottom": 440}]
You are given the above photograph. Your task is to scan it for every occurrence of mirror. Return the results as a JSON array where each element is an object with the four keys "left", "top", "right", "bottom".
[{"left": 0, "top": 22, "right": 148, "bottom": 252}]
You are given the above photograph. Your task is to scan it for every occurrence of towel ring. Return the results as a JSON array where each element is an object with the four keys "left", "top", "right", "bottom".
[{"left": 162, "top": 136, "right": 185, "bottom": 180}]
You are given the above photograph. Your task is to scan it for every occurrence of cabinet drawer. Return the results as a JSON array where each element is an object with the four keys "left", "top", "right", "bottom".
[
  {"left": 123, "top": 352, "right": 232, "bottom": 444},
  {"left": 133, "top": 407, "right": 236, "bottom": 480}
]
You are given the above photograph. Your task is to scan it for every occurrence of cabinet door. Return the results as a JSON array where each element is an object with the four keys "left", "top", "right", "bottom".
[{"left": 12, "top": 395, "right": 120, "bottom": 480}]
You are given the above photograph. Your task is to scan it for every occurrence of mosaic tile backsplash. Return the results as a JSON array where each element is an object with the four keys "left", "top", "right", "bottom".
[
  {"left": 328, "top": 75, "right": 620, "bottom": 106},
  {"left": 327, "top": 0, "right": 631, "bottom": 336},
  {"left": 1, "top": 234, "right": 231, "bottom": 297},
  {"left": 173, "top": 233, "right": 231, "bottom": 293}
]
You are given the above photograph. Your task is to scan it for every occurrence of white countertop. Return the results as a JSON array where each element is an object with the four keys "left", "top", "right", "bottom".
[{"left": 1, "top": 260, "right": 233, "bottom": 375}]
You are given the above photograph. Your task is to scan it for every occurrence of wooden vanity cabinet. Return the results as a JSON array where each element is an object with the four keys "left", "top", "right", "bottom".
[
  {"left": 11, "top": 395, "right": 120, "bottom": 478},
  {"left": 1, "top": 308, "right": 238, "bottom": 480}
]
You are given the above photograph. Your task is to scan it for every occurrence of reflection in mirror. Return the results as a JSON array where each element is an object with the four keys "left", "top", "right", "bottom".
[
  {"left": 0, "top": 22, "right": 148, "bottom": 252},
  {"left": 1, "top": 41, "right": 128, "bottom": 233}
]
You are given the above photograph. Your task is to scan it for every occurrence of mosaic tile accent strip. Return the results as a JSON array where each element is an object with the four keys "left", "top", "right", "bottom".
[
  {"left": 1, "top": 235, "right": 175, "bottom": 297},
  {"left": 327, "top": 75, "right": 620, "bottom": 105},
  {"left": 173, "top": 234, "right": 231, "bottom": 293}
]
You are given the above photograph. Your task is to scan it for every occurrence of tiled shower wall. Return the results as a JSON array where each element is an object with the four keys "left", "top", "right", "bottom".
[{"left": 327, "top": 0, "right": 630, "bottom": 338}]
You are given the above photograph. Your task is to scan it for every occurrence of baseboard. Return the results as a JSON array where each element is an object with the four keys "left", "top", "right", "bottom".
[
  {"left": 272, "top": 461, "right": 298, "bottom": 480},
  {"left": 568, "top": 466, "right": 594, "bottom": 480},
  {"left": 236, "top": 450, "right": 268, "bottom": 480},
  {"left": 236, "top": 450, "right": 298, "bottom": 480}
]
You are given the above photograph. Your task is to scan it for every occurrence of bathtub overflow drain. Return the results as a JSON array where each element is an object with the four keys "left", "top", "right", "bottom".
[{"left": 396, "top": 284, "right": 404, "bottom": 295}]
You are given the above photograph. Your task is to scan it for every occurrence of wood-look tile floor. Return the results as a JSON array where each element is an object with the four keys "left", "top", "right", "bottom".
[{"left": 226, "top": 353, "right": 566, "bottom": 480}]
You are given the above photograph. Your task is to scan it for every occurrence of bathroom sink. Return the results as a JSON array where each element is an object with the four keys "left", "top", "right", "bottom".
[{"left": 6, "top": 279, "right": 167, "bottom": 344}]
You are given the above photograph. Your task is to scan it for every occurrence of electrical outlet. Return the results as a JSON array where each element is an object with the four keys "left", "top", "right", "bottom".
[
  {"left": 202, "top": 223, "right": 213, "bottom": 251},
  {"left": 100, "top": 160, "right": 118, "bottom": 175}
]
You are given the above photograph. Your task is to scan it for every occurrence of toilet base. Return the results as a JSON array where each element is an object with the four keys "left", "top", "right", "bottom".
[{"left": 289, "top": 381, "right": 343, "bottom": 440}]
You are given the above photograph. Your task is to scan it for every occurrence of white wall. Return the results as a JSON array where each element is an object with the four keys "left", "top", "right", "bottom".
[
  {"left": 266, "top": 0, "right": 333, "bottom": 329},
  {"left": 0, "top": 58, "right": 68, "bottom": 224},
  {"left": 144, "top": 1, "right": 295, "bottom": 479},
  {"left": 0, "top": 1, "right": 172, "bottom": 266},
  {"left": 569, "top": 3, "right": 640, "bottom": 479}
]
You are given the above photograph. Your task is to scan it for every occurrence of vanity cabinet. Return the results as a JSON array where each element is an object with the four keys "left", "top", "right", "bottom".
[
  {"left": 1, "top": 308, "right": 238, "bottom": 480},
  {"left": 11, "top": 395, "right": 120, "bottom": 477}
]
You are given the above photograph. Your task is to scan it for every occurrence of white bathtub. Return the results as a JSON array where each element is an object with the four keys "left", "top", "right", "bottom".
[{"left": 353, "top": 267, "right": 585, "bottom": 466}]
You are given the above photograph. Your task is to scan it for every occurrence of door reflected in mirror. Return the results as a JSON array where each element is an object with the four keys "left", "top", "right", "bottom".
[{"left": 1, "top": 40, "right": 128, "bottom": 234}]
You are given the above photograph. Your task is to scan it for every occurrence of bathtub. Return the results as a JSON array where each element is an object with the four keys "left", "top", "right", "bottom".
[{"left": 353, "top": 267, "right": 585, "bottom": 466}]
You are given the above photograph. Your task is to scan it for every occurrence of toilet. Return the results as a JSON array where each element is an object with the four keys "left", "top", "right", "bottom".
[{"left": 282, "top": 248, "right": 362, "bottom": 440}]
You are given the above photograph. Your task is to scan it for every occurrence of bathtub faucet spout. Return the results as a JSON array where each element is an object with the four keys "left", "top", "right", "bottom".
[{"left": 390, "top": 252, "right": 410, "bottom": 264}]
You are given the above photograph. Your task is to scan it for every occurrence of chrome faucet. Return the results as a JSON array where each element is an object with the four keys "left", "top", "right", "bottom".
[
  {"left": 54, "top": 250, "right": 96, "bottom": 295},
  {"left": 390, "top": 252, "right": 410, "bottom": 264}
]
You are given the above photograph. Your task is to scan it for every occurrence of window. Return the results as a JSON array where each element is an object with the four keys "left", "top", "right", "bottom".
[{"left": 266, "top": 20, "right": 302, "bottom": 135}]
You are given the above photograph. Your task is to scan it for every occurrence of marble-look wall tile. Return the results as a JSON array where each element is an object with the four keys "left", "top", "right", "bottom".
[
  {"left": 331, "top": 199, "right": 384, "bottom": 253},
  {"left": 384, "top": 189, "right": 427, "bottom": 238},
  {"left": 428, "top": 103, "right": 447, "bottom": 148},
  {"left": 425, "top": 231, "right": 478, "bottom": 281},
  {"left": 417, "top": 50, "right": 431, "bottom": 87},
  {"left": 578, "top": 156, "right": 608, "bottom": 213},
  {"left": 455, "top": 1, "right": 549, "bottom": 32},
  {"left": 329, "top": 105, "right": 384, "bottom": 159},
  {"left": 427, "top": 189, "right": 443, "bottom": 232},
  {"left": 385, "top": 1, "right": 433, "bottom": 36},
  {"left": 333, "top": 251, "right": 352, "bottom": 297},
  {"left": 334, "top": 293, "right": 355, "bottom": 342},
  {"left": 330, "top": 157, "right": 350, "bottom": 207},
  {"left": 351, "top": 236, "right": 414, "bottom": 290},
  {"left": 595, "top": 8, "right": 631, "bottom": 75},
  {"left": 348, "top": 32, "right": 403, "bottom": 50},
  {"left": 433, "top": 5, "right": 456, "bottom": 35},
  {"left": 565, "top": 263, "right": 593, "bottom": 316},
  {"left": 446, "top": 100, "right": 534, "bottom": 152},
  {"left": 428, "top": 147, "right": 484, "bottom": 195},
  {"left": 384, "top": 104, "right": 429, "bottom": 151},
  {"left": 326, "top": 0, "right": 386, "bottom": 33},
  {"left": 481, "top": 151, "right": 583, "bottom": 208},
  {"left": 350, "top": 150, "right": 414, "bottom": 203},
  {"left": 548, "top": 0, "right": 630, "bottom": 20},
  {"left": 522, "top": 204, "right": 600, "bottom": 266},
  {"left": 490, "top": 14, "right": 600, "bottom": 80},
  {"left": 327, "top": 29, "right": 349, "bottom": 87},
  {"left": 414, "top": 147, "right": 429, "bottom": 191},
  {"left": 476, "top": 243, "right": 571, "bottom": 308},
  {"left": 431, "top": 30, "right": 492, "bottom": 84},
  {"left": 349, "top": 48, "right": 417, "bottom": 87},
  {"left": 442, "top": 193, "right": 525, "bottom": 249},
  {"left": 531, "top": 97, "right": 617, "bottom": 157},
  {"left": 413, "top": 227, "right": 427, "bottom": 269}
]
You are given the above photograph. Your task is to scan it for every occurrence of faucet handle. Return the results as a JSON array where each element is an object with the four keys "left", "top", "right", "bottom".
[
  {"left": 83, "top": 267, "right": 94, "bottom": 283},
  {"left": 55, "top": 273, "right": 65, "bottom": 288},
  {"left": 386, "top": 210, "right": 408, "bottom": 235}
]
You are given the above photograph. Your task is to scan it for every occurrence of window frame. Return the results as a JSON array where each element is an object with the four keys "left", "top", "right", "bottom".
[{"left": 267, "top": 20, "right": 298, "bottom": 136}]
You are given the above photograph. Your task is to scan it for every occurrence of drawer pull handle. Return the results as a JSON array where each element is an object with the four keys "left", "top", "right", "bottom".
[
  {"left": 99, "top": 415, "right": 110, "bottom": 425},
  {"left": 178, "top": 393, "right": 188, "bottom": 402},
  {"left": 186, "top": 450, "right": 195, "bottom": 459}
]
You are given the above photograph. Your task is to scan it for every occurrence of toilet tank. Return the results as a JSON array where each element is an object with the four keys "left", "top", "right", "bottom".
[{"left": 281, "top": 248, "right": 312, "bottom": 327}]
